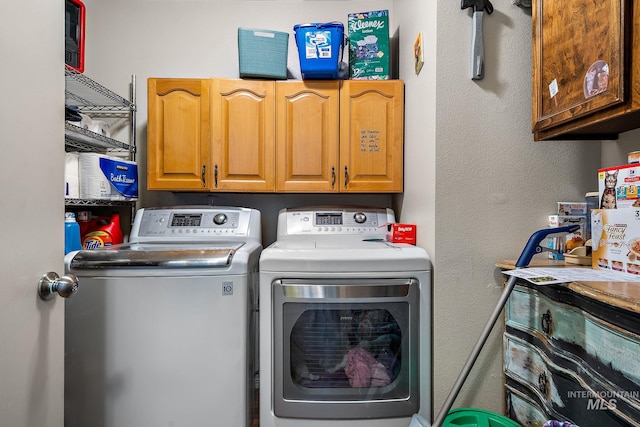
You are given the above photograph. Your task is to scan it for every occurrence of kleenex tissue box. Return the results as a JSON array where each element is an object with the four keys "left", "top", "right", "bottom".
[{"left": 79, "top": 153, "right": 138, "bottom": 200}]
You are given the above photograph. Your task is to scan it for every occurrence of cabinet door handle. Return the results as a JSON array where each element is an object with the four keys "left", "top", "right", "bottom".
[
  {"left": 201, "top": 164, "right": 207, "bottom": 187},
  {"left": 541, "top": 309, "right": 552, "bottom": 335},
  {"left": 344, "top": 166, "right": 349, "bottom": 189},
  {"left": 331, "top": 166, "right": 335, "bottom": 188},
  {"left": 214, "top": 164, "right": 219, "bottom": 188}
]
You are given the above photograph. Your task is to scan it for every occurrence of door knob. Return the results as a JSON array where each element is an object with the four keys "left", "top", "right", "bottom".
[{"left": 38, "top": 272, "right": 79, "bottom": 300}]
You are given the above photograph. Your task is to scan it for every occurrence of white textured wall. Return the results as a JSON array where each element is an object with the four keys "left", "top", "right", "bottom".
[
  {"left": 397, "top": 0, "right": 601, "bottom": 420},
  {"left": 603, "top": 128, "right": 640, "bottom": 167},
  {"left": 80, "top": 0, "right": 396, "bottom": 245},
  {"left": 80, "top": 0, "right": 636, "bottom": 422}
]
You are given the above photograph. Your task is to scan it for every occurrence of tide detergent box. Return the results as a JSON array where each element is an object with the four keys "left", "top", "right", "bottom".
[
  {"left": 591, "top": 208, "right": 640, "bottom": 275},
  {"left": 79, "top": 153, "right": 138, "bottom": 200},
  {"left": 348, "top": 10, "right": 390, "bottom": 80}
]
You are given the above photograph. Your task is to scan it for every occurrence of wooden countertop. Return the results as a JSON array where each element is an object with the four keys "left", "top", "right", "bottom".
[{"left": 497, "top": 259, "right": 640, "bottom": 314}]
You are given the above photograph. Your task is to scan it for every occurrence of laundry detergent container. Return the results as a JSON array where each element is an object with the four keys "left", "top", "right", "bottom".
[{"left": 293, "top": 22, "right": 345, "bottom": 79}]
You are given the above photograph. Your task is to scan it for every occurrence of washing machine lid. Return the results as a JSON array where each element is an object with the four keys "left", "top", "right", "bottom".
[
  {"left": 69, "top": 242, "right": 245, "bottom": 269},
  {"left": 260, "top": 239, "right": 431, "bottom": 272}
]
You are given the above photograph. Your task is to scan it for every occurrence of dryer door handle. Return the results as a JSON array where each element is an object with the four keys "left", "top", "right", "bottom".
[{"left": 276, "top": 279, "right": 416, "bottom": 299}]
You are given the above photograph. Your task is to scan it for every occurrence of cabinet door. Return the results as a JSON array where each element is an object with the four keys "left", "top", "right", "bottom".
[
  {"left": 532, "top": 0, "right": 626, "bottom": 133},
  {"left": 340, "top": 80, "right": 404, "bottom": 193},
  {"left": 147, "top": 78, "right": 210, "bottom": 191},
  {"left": 211, "top": 79, "right": 275, "bottom": 192},
  {"left": 275, "top": 81, "right": 340, "bottom": 192},
  {"left": 505, "top": 385, "right": 552, "bottom": 427}
]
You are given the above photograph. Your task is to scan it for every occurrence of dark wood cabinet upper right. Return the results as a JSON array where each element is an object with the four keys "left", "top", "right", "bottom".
[{"left": 532, "top": 0, "right": 640, "bottom": 141}]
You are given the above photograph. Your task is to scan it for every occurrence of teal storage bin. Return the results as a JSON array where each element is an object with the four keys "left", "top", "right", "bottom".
[
  {"left": 238, "top": 28, "right": 289, "bottom": 79},
  {"left": 293, "top": 22, "right": 345, "bottom": 79}
]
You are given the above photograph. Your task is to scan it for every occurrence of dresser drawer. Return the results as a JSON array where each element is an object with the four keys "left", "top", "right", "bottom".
[
  {"left": 506, "top": 384, "right": 557, "bottom": 427},
  {"left": 506, "top": 284, "right": 640, "bottom": 392},
  {"left": 504, "top": 333, "right": 640, "bottom": 426}
]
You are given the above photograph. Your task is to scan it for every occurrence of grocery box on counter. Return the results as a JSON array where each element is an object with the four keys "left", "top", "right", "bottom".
[
  {"left": 598, "top": 164, "right": 640, "bottom": 209},
  {"left": 557, "top": 202, "right": 587, "bottom": 215},
  {"left": 591, "top": 207, "right": 640, "bottom": 275},
  {"left": 547, "top": 215, "right": 586, "bottom": 259}
]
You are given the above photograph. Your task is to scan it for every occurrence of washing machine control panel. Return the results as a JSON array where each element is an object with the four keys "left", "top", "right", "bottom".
[
  {"left": 130, "top": 207, "right": 261, "bottom": 242},
  {"left": 277, "top": 207, "right": 396, "bottom": 238}
]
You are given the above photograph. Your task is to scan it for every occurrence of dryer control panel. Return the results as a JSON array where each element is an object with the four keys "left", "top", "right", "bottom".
[{"left": 277, "top": 207, "right": 396, "bottom": 239}]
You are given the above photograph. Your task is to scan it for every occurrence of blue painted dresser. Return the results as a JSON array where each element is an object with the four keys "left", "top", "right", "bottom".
[{"left": 498, "top": 262, "right": 640, "bottom": 426}]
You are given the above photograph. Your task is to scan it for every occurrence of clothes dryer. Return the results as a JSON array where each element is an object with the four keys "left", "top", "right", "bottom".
[
  {"left": 64, "top": 206, "right": 262, "bottom": 427},
  {"left": 259, "top": 206, "right": 431, "bottom": 427}
]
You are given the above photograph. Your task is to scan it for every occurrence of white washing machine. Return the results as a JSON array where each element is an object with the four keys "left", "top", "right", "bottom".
[
  {"left": 64, "top": 206, "right": 262, "bottom": 427},
  {"left": 259, "top": 206, "right": 431, "bottom": 427}
]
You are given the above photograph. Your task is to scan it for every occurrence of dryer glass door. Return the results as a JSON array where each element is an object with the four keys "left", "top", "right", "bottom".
[{"left": 272, "top": 278, "right": 419, "bottom": 419}]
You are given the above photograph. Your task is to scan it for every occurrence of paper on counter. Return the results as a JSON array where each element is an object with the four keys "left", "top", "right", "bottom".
[{"left": 502, "top": 267, "right": 640, "bottom": 285}]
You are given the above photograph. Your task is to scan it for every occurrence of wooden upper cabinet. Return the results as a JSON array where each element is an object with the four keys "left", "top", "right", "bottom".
[
  {"left": 275, "top": 81, "right": 340, "bottom": 192},
  {"left": 147, "top": 78, "right": 404, "bottom": 193},
  {"left": 533, "top": 0, "right": 640, "bottom": 140},
  {"left": 340, "top": 80, "right": 404, "bottom": 192},
  {"left": 147, "top": 78, "right": 210, "bottom": 190},
  {"left": 211, "top": 79, "right": 275, "bottom": 191}
]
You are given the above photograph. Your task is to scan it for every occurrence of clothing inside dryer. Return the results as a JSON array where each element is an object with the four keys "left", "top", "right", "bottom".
[{"left": 289, "top": 308, "right": 402, "bottom": 388}]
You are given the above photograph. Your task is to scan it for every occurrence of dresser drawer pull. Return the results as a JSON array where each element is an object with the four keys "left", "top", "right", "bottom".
[
  {"left": 538, "top": 371, "right": 549, "bottom": 396},
  {"left": 541, "top": 310, "right": 552, "bottom": 335}
]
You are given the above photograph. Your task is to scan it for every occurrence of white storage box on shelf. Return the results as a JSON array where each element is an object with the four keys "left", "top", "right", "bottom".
[{"left": 65, "top": 152, "right": 80, "bottom": 199}]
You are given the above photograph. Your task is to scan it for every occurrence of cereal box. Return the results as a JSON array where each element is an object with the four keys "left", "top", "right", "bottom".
[
  {"left": 591, "top": 208, "right": 640, "bottom": 276},
  {"left": 347, "top": 10, "right": 390, "bottom": 80}
]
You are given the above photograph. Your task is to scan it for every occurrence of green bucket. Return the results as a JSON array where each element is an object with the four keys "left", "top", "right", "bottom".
[{"left": 443, "top": 408, "right": 521, "bottom": 427}]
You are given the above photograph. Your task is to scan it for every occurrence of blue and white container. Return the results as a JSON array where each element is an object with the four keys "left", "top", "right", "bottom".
[
  {"left": 294, "top": 22, "right": 345, "bottom": 79},
  {"left": 78, "top": 153, "right": 138, "bottom": 200},
  {"left": 65, "top": 212, "right": 82, "bottom": 255}
]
